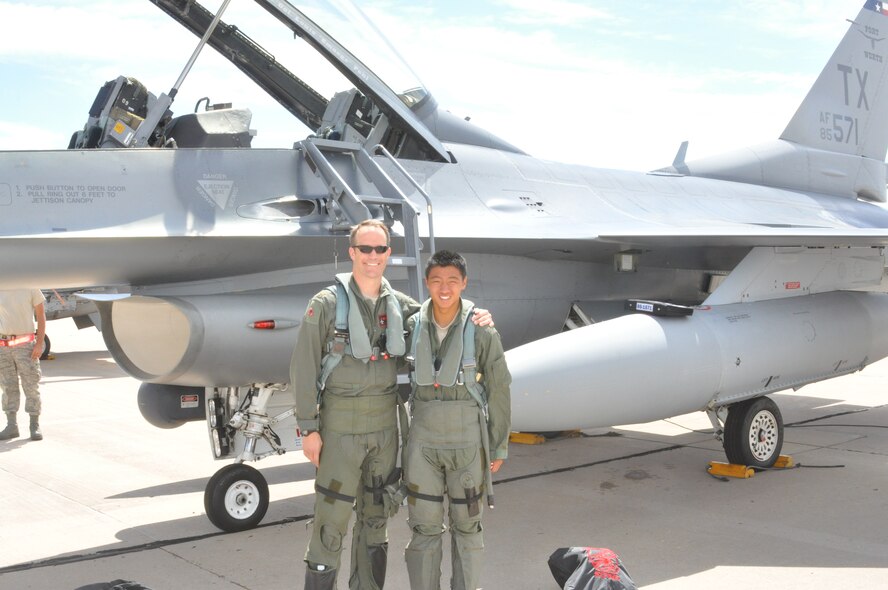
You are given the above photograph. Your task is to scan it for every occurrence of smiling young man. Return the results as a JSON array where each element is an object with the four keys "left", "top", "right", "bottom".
[
  {"left": 291, "top": 224, "right": 493, "bottom": 590},
  {"left": 403, "top": 250, "right": 511, "bottom": 590}
]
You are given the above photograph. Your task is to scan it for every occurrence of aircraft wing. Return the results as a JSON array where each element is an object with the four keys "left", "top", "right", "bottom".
[{"left": 596, "top": 228, "right": 888, "bottom": 248}]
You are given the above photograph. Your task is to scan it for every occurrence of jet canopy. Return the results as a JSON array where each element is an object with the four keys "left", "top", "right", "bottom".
[{"left": 71, "top": 0, "right": 522, "bottom": 161}]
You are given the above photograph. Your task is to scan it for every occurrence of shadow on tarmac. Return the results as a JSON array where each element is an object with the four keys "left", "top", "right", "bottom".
[{"left": 107, "top": 462, "right": 318, "bottom": 499}]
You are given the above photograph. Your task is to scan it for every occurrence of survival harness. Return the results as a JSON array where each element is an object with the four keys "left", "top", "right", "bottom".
[
  {"left": 407, "top": 299, "right": 495, "bottom": 510},
  {"left": 315, "top": 272, "right": 406, "bottom": 397},
  {"left": 313, "top": 272, "right": 408, "bottom": 512}
]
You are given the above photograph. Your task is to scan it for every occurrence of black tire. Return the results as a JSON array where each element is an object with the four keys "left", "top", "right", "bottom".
[
  {"left": 40, "top": 334, "right": 51, "bottom": 360},
  {"left": 204, "top": 463, "right": 269, "bottom": 532},
  {"left": 723, "top": 396, "right": 784, "bottom": 468}
]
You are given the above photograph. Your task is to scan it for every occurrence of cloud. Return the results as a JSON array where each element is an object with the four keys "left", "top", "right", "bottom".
[
  {"left": 0, "top": 0, "right": 872, "bottom": 171},
  {"left": 0, "top": 2, "right": 162, "bottom": 61},
  {"left": 721, "top": 0, "right": 863, "bottom": 39},
  {"left": 495, "top": 0, "right": 616, "bottom": 27},
  {"left": 367, "top": 8, "right": 811, "bottom": 170},
  {"left": 0, "top": 121, "right": 67, "bottom": 150}
]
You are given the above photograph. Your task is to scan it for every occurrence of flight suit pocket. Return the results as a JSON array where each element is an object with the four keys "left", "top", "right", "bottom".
[{"left": 326, "top": 356, "right": 365, "bottom": 389}]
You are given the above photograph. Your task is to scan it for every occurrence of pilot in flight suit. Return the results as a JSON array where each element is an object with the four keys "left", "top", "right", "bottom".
[
  {"left": 403, "top": 250, "right": 511, "bottom": 590},
  {"left": 291, "top": 219, "right": 418, "bottom": 590}
]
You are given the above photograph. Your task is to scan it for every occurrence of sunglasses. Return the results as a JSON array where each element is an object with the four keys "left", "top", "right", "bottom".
[{"left": 352, "top": 244, "right": 390, "bottom": 254}]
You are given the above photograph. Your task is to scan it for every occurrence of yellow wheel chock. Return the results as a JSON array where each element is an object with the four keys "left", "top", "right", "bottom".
[
  {"left": 773, "top": 455, "right": 795, "bottom": 469},
  {"left": 509, "top": 430, "right": 582, "bottom": 445},
  {"left": 707, "top": 455, "right": 795, "bottom": 478},
  {"left": 707, "top": 462, "right": 754, "bottom": 478},
  {"left": 509, "top": 432, "right": 547, "bottom": 445}
]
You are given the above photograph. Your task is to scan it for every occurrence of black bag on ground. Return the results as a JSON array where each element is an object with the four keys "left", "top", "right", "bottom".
[
  {"left": 74, "top": 581, "right": 152, "bottom": 590},
  {"left": 548, "top": 547, "right": 637, "bottom": 590}
]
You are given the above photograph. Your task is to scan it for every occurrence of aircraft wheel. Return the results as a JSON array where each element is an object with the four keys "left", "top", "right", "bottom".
[
  {"left": 723, "top": 396, "right": 783, "bottom": 468},
  {"left": 204, "top": 463, "right": 269, "bottom": 532},
  {"left": 40, "top": 334, "right": 51, "bottom": 360}
]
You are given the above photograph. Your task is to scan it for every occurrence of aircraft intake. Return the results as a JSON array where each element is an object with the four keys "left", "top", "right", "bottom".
[{"left": 507, "top": 291, "right": 888, "bottom": 432}]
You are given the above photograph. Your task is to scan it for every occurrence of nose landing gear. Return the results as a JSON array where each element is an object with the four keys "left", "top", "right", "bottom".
[
  {"left": 204, "top": 463, "right": 270, "bottom": 532},
  {"left": 203, "top": 384, "right": 298, "bottom": 532}
]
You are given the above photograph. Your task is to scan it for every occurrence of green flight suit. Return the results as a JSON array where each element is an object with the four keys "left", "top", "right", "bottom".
[
  {"left": 291, "top": 274, "right": 419, "bottom": 589},
  {"left": 404, "top": 299, "right": 511, "bottom": 590}
]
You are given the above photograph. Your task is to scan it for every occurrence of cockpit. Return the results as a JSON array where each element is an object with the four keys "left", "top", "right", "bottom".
[{"left": 68, "top": 0, "right": 521, "bottom": 161}]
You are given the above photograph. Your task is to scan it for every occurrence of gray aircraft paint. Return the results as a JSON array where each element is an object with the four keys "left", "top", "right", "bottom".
[{"left": 1, "top": 1, "right": 888, "bottom": 434}]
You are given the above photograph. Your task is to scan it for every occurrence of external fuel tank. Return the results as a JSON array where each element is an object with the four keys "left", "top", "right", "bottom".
[{"left": 508, "top": 292, "right": 888, "bottom": 432}]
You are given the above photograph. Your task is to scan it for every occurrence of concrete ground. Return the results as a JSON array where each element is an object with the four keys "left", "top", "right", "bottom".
[{"left": 0, "top": 320, "right": 886, "bottom": 589}]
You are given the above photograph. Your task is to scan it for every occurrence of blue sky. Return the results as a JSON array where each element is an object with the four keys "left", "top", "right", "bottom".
[{"left": 0, "top": 0, "right": 869, "bottom": 170}]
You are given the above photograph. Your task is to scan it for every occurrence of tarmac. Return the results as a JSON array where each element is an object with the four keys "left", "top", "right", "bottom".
[{"left": 1, "top": 320, "right": 887, "bottom": 590}]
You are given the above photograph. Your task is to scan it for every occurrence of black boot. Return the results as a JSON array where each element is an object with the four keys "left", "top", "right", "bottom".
[
  {"left": 29, "top": 415, "right": 42, "bottom": 441},
  {"left": 304, "top": 563, "right": 336, "bottom": 590},
  {"left": 0, "top": 413, "right": 18, "bottom": 441}
]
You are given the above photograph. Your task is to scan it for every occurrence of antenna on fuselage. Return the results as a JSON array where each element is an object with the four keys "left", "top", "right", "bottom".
[{"left": 131, "top": 0, "right": 234, "bottom": 147}]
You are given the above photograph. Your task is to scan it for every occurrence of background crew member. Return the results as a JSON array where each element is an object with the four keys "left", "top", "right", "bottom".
[{"left": 0, "top": 289, "right": 46, "bottom": 441}]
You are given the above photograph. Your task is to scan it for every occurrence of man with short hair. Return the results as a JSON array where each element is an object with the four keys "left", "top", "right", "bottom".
[
  {"left": 0, "top": 289, "right": 46, "bottom": 441},
  {"left": 291, "top": 222, "right": 491, "bottom": 589},
  {"left": 403, "top": 250, "right": 511, "bottom": 590}
]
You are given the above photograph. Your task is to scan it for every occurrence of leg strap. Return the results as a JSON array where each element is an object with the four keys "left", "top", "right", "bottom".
[
  {"left": 406, "top": 483, "right": 444, "bottom": 503},
  {"left": 316, "top": 480, "right": 356, "bottom": 504},
  {"left": 364, "top": 467, "right": 402, "bottom": 505},
  {"left": 450, "top": 486, "right": 484, "bottom": 517}
]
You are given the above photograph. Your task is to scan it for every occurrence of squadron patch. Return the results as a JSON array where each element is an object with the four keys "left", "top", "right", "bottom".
[{"left": 304, "top": 301, "right": 320, "bottom": 324}]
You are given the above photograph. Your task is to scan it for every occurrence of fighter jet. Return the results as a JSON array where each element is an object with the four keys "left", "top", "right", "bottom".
[{"left": 2, "top": 0, "right": 888, "bottom": 531}]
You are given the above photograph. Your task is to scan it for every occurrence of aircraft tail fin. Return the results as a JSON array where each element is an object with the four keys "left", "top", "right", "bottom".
[
  {"left": 781, "top": 2, "right": 888, "bottom": 160},
  {"left": 661, "top": 3, "right": 888, "bottom": 202}
]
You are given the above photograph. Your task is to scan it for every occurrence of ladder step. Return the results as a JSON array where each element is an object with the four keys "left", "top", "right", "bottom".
[
  {"left": 298, "top": 137, "right": 429, "bottom": 301},
  {"left": 307, "top": 138, "right": 363, "bottom": 153},
  {"left": 355, "top": 195, "right": 410, "bottom": 206}
]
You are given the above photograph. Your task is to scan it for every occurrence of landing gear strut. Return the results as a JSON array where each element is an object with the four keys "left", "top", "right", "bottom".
[{"left": 203, "top": 384, "right": 298, "bottom": 532}]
